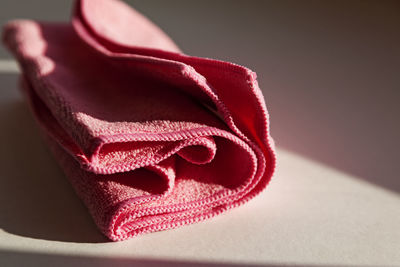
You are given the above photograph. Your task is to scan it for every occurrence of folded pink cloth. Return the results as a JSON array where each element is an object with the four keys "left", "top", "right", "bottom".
[{"left": 2, "top": 0, "right": 276, "bottom": 241}]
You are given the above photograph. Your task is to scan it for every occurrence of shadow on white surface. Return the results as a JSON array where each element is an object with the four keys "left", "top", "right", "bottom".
[
  {"left": 1, "top": 68, "right": 399, "bottom": 264},
  {"left": 0, "top": 73, "right": 107, "bottom": 243},
  {"left": 0, "top": 249, "right": 376, "bottom": 267}
]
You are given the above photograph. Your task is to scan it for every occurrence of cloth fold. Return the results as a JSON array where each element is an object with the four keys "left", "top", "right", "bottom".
[{"left": 2, "top": 0, "right": 276, "bottom": 241}]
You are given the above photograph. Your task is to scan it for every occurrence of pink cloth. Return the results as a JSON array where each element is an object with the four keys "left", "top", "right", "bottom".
[{"left": 2, "top": 0, "right": 276, "bottom": 241}]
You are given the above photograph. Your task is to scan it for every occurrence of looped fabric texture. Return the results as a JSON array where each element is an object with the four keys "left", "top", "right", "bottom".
[{"left": 2, "top": 0, "right": 276, "bottom": 241}]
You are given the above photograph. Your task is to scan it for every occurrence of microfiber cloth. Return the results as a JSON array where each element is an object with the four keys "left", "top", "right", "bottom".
[{"left": 2, "top": 0, "right": 276, "bottom": 241}]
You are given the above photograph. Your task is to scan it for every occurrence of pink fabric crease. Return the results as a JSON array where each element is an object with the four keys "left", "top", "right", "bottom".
[{"left": 2, "top": 0, "right": 276, "bottom": 241}]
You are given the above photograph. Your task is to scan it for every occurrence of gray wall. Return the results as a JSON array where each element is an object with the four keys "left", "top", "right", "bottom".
[{"left": 1, "top": 0, "right": 399, "bottom": 193}]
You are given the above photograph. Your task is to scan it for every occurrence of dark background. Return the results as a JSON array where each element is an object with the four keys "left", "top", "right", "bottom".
[{"left": 3, "top": 0, "right": 397, "bottom": 192}]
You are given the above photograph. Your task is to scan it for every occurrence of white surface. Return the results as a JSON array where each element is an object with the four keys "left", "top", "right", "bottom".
[
  {"left": 1, "top": 1, "right": 400, "bottom": 266},
  {"left": 0, "top": 60, "right": 399, "bottom": 266}
]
